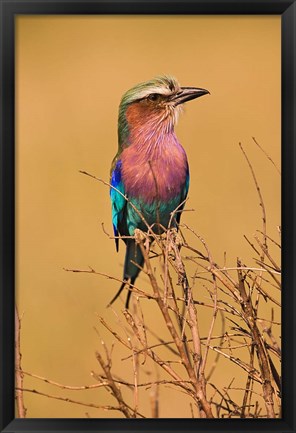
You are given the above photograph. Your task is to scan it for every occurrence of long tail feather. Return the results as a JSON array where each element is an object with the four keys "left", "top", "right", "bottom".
[
  {"left": 109, "top": 239, "right": 144, "bottom": 308},
  {"left": 125, "top": 286, "right": 133, "bottom": 309},
  {"left": 107, "top": 279, "right": 129, "bottom": 307}
]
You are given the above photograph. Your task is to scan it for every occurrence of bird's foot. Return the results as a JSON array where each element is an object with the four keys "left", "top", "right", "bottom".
[
  {"left": 134, "top": 229, "right": 150, "bottom": 251},
  {"left": 168, "top": 228, "right": 183, "bottom": 248},
  {"left": 134, "top": 228, "right": 146, "bottom": 242}
]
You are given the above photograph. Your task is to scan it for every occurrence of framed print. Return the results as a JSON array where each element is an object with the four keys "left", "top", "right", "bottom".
[{"left": 0, "top": 0, "right": 295, "bottom": 432}]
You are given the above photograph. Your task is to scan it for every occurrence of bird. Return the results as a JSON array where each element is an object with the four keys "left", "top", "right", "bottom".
[{"left": 109, "top": 75, "right": 209, "bottom": 308}]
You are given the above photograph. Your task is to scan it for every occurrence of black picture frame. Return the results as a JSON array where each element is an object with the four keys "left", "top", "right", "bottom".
[{"left": 0, "top": 0, "right": 295, "bottom": 432}]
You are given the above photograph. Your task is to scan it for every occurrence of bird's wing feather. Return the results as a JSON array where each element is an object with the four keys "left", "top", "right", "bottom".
[
  {"left": 176, "top": 168, "right": 190, "bottom": 225},
  {"left": 184, "top": 169, "right": 190, "bottom": 200},
  {"left": 110, "top": 159, "right": 126, "bottom": 251}
]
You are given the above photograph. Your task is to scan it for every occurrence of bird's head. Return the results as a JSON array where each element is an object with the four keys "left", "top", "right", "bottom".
[{"left": 118, "top": 75, "right": 209, "bottom": 146}]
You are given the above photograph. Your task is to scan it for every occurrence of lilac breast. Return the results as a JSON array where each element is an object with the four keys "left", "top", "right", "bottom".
[{"left": 121, "top": 134, "right": 188, "bottom": 203}]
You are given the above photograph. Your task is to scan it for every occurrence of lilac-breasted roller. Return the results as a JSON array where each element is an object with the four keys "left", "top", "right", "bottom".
[{"left": 109, "top": 76, "right": 209, "bottom": 308}]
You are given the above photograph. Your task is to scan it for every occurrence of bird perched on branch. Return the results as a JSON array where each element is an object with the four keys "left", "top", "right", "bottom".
[{"left": 109, "top": 75, "right": 209, "bottom": 308}]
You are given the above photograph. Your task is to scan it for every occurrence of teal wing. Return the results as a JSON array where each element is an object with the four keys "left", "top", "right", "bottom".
[
  {"left": 176, "top": 167, "right": 190, "bottom": 225},
  {"left": 110, "top": 159, "right": 126, "bottom": 251}
]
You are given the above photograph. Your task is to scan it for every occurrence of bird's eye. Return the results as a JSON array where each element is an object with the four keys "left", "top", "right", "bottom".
[{"left": 148, "top": 93, "right": 161, "bottom": 102}]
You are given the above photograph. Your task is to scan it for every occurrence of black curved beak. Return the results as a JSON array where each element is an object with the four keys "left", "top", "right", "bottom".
[{"left": 173, "top": 87, "right": 210, "bottom": 106}]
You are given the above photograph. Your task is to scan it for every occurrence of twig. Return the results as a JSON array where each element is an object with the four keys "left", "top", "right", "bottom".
[
  {"left": 99, "top": 315, "right": 194, "bottom": 396},
  {"left": 237, "top": 260, "right": 275, "bottom": 417},
  {"left": 239, "top": 142, "right": 267, "bottom": 255},
  {"left": 254, "top": 235, "right": 281, "bottom": 272},
  {"left": 17, "top": 387, "right": 129, "bottom": 413},
  {"left": 252, "top": 137, "right": 281, "bottom": 175},
  {"left": 95, "top": 345, "right": 132, "bottom": 418},
  {"left": 15, "top": 306, "right": 27, "bottom": 418},
  {"left": 199, "top": 245, "right": 218, "bottom": 379},
  {"left": 18, "top": 370, "right": 108, "bottom": 390},
  {"left": 241, "top": 340, "right": 255, "bottom": 418}
]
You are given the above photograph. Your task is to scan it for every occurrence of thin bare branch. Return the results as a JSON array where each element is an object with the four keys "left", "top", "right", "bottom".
[{"left": 15, "top": 306, "right": 27, "bottom": 418}]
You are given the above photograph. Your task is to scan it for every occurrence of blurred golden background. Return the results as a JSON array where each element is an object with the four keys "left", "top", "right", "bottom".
[{"left": 16, "top": 15, "right": 281, "bottom": 417}]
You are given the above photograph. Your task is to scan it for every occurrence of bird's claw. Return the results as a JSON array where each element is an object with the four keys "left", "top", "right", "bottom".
[
  {"left": 168, "top": 228, "right": 183, "bottom": 248},
  {"left": 134, "top": 229, "right": 150, "bottom": 251},
  {"left": 134, "top": 228, "right": 145, "bottom": 242}
]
